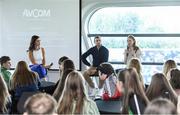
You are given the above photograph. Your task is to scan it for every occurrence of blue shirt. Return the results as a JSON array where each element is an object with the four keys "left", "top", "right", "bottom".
[
  {"left": 14, "top": 84, "right": 39, "bottom": 98},
  {"left": 81, "top": 46, "right": 109, "bottom": 67}
]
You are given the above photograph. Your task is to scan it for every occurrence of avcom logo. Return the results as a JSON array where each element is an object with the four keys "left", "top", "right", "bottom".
[{"left": 23, "top": 9, "right": 51, "bottom": 18}]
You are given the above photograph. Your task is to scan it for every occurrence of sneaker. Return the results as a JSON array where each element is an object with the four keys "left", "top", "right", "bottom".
[{"left": 96, "top": 88, "right": 103, "bottom": 97}]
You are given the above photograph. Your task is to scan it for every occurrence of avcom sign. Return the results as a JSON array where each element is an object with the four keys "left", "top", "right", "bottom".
[{"left": 23, "top": 9, "right": 51, "bottom": 18}]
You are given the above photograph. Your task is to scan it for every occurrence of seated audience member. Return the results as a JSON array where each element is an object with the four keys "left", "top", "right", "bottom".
[
  {"left": 57, "top": 71, "right": 99, "bottom": 114},
  {"left": 146, "top": 73, "right": 177, "bottom": 105},
  {"left": 24, "top": 93, "right": 57, "bottom": 115},
  {"left": 48, "top": 56, "right": 69, "bottom": 95},
  {"left": 55, "top": 57, "right": 71, "bottom": 87},
  {"left": 144, "top": 98, "right": 177, "bottom": 114},
  {"left": 0, "top": 75, "right": 11, "bottom": 114},
  {"left": 116, "top": 69, "right": 129, "bottom": 96},
  {"left": 58, "top": 56, "right": 69, "bottom": 75},
  {"left": 121, "top": 68, "right": 149, "bottom": 114},
  {"left": 163, "top": 59, "right": 177, "bottom": 80},
  {"left": 97, "top": 62, "right": 121, "bottom": 100},
  {"left": 169, "top": 68, "right": 180, "bottom": 95},
  {"left": 128, "top": 58, "right": 144, "bottom": 87},
  {"left": 53, "top": 59, "right": 75, "bottom": 101},
  {"left": 0, "top": 56, "right": 12, "bottom": 87},
  {"left": 10, "top": 61, "right": 40, "bottom": 98}
]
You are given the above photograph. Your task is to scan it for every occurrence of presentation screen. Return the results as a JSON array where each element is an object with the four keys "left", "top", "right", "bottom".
[{"left": 0, "top": 0, "right": 80, "bottom": 69}]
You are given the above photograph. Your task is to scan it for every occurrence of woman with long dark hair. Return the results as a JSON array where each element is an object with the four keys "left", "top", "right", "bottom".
[
  {"left": 28, "top": 35, "right": 52, "bottom": 80},
  {"left": 116, "top": 69, "right": 129, "bottom": 95},
  {"left": 121, "top": 68, "right": 148, "bottom": 114},
  {"left": 10, "top": 61, "right": 40, "bottom": 98},
  {"left": 169, "top": 69, "right": 180, "bottom": 95},
  {"left": 53, "top": 59, "right": 75, "bottom": 101},
  {"left": 146, "top": 73, "right": 177, "bottom": 105},
  {"left": 57, "top": 71, "right": 99, "bottom": 114}
]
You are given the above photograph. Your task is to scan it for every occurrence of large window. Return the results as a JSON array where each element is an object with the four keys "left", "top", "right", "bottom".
[
  {"left": 89, "top": 6, "right": 180, "bottom": 34},
  {"left": 88, "top": 6, "right": 180, "bottom": 84}
]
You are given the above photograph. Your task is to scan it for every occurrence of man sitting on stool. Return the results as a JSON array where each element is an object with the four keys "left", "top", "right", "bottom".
[{"left": 81, "top": 36, "right": 109, "bottom": 89}]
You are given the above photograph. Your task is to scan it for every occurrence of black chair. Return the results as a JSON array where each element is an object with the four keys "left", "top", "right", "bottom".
[
  {"left": 17, "top": 91, "right": 39, "bottom": 114},
  {"left": 39, "top": 81, "right": 55, "bottom": 94},
  {"left": 95, "top": 99, "right": 122, "bottom": 114},
  {"left": 11, "top": 96, "right": 18, "bottom": 114},
  {"left": 10, "top": 90, "right": 19, "bottom": 114}
]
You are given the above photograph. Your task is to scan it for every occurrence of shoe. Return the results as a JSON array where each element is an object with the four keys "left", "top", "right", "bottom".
[{"left": 96, "top": 88, "right": 103, "bottom": 97}]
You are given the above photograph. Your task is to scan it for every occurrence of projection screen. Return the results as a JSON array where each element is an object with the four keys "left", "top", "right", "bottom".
[{"left": 0, "top": 0, "right": 80, "bottom": 69}]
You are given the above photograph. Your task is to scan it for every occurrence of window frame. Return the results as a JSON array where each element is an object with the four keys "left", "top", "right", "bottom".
[{"left": 86, "top": 6, "right": 180, "bottom": 66}]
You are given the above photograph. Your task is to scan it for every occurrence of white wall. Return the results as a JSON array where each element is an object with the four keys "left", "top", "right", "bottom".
[{"left": 47, "top": 71, "right": 59, "bottom": 83}]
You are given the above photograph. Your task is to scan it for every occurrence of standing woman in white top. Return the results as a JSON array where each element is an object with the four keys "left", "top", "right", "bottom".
[
  {"left": 28, "top": 35, "right": 52, "bottom": 80},
  {"left": 124, "top": 35, "right": 142, "bottom": 65}
]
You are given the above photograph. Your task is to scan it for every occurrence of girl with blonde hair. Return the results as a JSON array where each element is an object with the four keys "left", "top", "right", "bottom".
[
  {"left": 0, "top": 75, "right": 11, "bottom": 113},
  {"left": 163, "top": 59, "right": 177, "bottom": 80},
  {"left": 128, "top": 58, "right": 144, "bottom": 87}
]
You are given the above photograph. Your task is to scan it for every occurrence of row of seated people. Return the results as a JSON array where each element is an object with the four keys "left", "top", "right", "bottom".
[
  {"left": 0, "top": 55, "right": 180, "bottom": 114},
  {"left": 1, "top": 66, "right": 180, "bottom": 114},
  {"left": 0, "top": 70, "right": 100, "bottom": 114},
  {"left": 115, "top": 58, "right": 180, "bottom": 114}
]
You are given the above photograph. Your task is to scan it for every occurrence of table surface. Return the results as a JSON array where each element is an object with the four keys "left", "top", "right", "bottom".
[{"left": 95, "top": 99, "right": 122, "bottom": 114}]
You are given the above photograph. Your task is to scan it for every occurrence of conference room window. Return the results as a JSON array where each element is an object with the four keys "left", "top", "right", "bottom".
[{"left": 87, "top": 6, "right": 180, "bottom": 84}]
